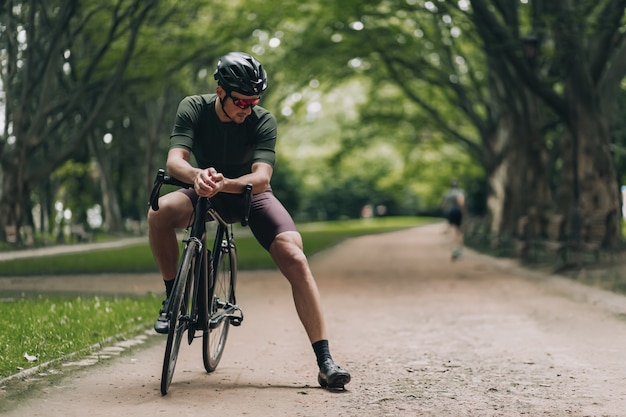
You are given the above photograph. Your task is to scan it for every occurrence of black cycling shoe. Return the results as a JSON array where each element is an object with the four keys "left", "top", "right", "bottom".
[
  {"left": 153, "top": 298, "right": 169, "bottom": 334},
  {"left": 317, "top": 359, "right": 351, "bottom": 389}
]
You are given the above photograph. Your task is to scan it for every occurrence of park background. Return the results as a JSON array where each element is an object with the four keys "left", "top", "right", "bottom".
[
  {"left": 1, "top": 1, "right": 626, "bottom": 255},
  {"left": 2, "top": 0, "right": 626, "bottom": 391}
]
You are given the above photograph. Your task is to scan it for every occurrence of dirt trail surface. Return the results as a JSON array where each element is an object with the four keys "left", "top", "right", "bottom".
[{"left": 2, "top": 223, "right": 626, "bottom": 416}]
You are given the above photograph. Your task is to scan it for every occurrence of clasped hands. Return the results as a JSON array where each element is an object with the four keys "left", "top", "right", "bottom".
[{"left": 194, "top": 167, "right": 224, "bottom": 197}]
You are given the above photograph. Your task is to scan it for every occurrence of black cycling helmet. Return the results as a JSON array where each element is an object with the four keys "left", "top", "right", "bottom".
[{"left": 214, "top": 52, "right": 268, "bottom": 96}]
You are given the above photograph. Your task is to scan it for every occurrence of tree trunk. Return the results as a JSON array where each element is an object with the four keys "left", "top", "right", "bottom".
[
  {"left": 88, "top": 132, "right": 123, "bottom": 233},
  {"left": 0, "top": 156, "right": 26, "bottom": 243},
  {"left": 483, "top": 58, "right": 552, "bottom": 240},
  {"left": 485, "top": 115, "right": 551, "bottom": 239},
  {"left": 142, "top": 95, "right": 170, "bottom": 219},
  {"left": 558, "top": 100, "right": 622, "bottom": 248}
]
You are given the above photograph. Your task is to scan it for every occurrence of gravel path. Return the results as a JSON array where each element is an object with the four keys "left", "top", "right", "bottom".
[{"left": 2, "top": 223, "right": 626, "bottom": 416}]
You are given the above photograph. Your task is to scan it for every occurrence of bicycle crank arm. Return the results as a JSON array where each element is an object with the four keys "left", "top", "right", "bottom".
[{"left": 209, "top": 304, "right": 244, "bottom": 328}]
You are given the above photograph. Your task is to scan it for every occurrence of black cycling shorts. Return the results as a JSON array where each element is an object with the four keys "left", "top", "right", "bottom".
[
  {"left": 447, "top": 207, "right": 463, "bottom": 227},
  {"left": 448, "top": 207, "right": 463, "bottom": 227},
  {"left": 179, "top": 187, "right": 297, "bottom": 251}
]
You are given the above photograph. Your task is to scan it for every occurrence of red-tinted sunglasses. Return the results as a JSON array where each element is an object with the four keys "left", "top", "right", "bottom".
[{"left": 227, "top": 92, "right": 260, "bottom": 109}]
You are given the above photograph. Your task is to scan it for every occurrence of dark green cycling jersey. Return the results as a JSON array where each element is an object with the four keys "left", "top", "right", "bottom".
[{"left": 169, "top": 94, "right": 277, "bottom": 178}]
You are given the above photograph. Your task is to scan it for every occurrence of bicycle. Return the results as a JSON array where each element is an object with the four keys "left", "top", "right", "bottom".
[{"left": 149, "top": 168, "right": 253, "bottom": 396}]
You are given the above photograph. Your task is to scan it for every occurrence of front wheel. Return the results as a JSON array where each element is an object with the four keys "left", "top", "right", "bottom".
[
  {"left": 160, "top": 243, "right": 197, "bottom": 395},
  {"left": 203, "top": 241, "right": 237, "bottom": 372}
]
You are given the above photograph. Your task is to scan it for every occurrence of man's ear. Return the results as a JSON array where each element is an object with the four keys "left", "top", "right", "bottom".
[{"left": 216, "top": 85, "right": 225, "bottom": 97}]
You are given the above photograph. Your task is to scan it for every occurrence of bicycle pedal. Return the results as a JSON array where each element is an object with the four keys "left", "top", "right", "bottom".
[{"left": 230, "top": 317, "right": 243, "bottom": 326}]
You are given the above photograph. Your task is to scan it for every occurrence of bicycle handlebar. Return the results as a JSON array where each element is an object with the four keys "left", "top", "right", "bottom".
[
  {"left": 149, "top": 169, "right": 189, "bottom": 212},
  {"left": 148, "top": 169, "right": 253, "bottom": 227}
]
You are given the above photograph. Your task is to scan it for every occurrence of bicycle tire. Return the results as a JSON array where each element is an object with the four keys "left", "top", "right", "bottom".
[
  {"left": 160, "top": 243, "right": 197, "bottom": 395},
  {"left": 202, "top": 241, "right": 237, "bottom": 372}
]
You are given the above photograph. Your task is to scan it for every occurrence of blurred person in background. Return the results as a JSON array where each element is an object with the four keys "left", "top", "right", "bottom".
[{"left": 442, "top": 179, "right": 466, "bottom": 260}]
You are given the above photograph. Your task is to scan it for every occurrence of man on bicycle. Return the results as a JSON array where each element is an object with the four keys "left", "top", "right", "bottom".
[{"left": 147, "top": 52, "right": 350, "bottom": 389}]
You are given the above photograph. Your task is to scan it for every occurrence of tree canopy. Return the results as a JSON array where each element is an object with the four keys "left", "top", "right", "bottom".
[{"left": 1, "top": 0, "right": 625, "bottom": 248}]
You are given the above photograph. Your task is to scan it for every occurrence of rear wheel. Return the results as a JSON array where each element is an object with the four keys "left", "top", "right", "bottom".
[
  {"left": 160, "top": 243, "right": 197, "bottom": 395},
  {"left": 203, "top": 241, "right": 237, "bottom": 372}
]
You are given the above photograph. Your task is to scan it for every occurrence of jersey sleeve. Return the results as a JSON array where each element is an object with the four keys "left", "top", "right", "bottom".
[
  {"left": 169, "top": 96, "right": 201, "bottom": 151},
  {"left": 252, "top": 112, "right": 277, "bottom": 168}
]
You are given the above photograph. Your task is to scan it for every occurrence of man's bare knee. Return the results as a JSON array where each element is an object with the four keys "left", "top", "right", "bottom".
[{"left": 148, "top": 193, "right": 193, "bottom": 229}]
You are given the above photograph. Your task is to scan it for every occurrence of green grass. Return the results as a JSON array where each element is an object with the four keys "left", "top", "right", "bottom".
[
  {"left": 0, "top": 294, "right": 159, "bottom": 380},
  {"left": 0, "top": 216, "right": 433, "bottom": 380}
]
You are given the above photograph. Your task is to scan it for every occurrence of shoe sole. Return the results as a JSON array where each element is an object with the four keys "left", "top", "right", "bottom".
[{"left": 318, "top": 372, "right": 351, "bottom": 389}]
